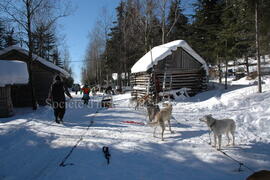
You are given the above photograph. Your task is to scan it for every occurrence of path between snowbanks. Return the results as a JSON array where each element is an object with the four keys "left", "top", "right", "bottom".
[{"left": 1, "top": 85, "right": 270, "bottom": 180}]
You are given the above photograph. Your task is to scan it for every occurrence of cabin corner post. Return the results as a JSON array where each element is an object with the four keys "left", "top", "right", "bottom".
[{"left": 201, "top": 68, "right": 208, "bottom": 91}]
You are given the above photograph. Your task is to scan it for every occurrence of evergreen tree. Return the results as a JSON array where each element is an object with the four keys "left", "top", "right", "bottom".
[
  {"left": 219, "top": 0, "right": 254, "bottom": 60},
  {"left": 104, "top": 0, "right": 154, "bottom": 85},
  {"left": 123, "top": 0, "right": 145, "bottom": 77},
  {"left": 190, "top": 0, "right": 225, "bottom": 64},
  {"left": 52, "top": 48, "right": 63, "bottom": 68},
  {"left": 167, "top": 0, "right": 188, "bottom": 41},
  {"left": 148, "top": 16, "right": 162, "bottom": 47},
  {"left": 105, "top": 1, "right": 125, "bottom": 75},
  {"left": 45, "top": 32, "right": 57, "bottom": 61},
  {"left": 33, "top": 23, "right": 57, "bottom": 61},
  {"left": 259, "top": 0, "right": 270, "bottom": 56},
  {"left": 245, "top": 0, "right": 270, "bottom": 92}
]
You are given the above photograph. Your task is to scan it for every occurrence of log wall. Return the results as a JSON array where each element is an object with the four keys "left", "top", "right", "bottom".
[
  {"left": 0, "top": 86, "right": 14, "bottom": 118},
  {"left": 131, "top": 69, "right": 207, "bottom": 98}
]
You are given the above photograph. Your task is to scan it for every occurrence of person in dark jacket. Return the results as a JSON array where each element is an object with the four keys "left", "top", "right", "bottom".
[
  {"left": 48, "top": 75, "right": 72, "bottom": 123},
  {"left": 105, "top": 86, "right": 114, "bottom": 95}
]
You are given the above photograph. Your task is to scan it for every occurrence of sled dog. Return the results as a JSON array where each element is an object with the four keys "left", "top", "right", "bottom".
[
  {"left": 146, "top": 103, "right": 160, "bottom": 122},
  {"left": 129, "top": 96, "right": 138, "bottom": 109},
  {"left": 200, "top": 114, "right": 236, "bottom": 150},
  {"left": 129, "top": 95, "right": 151, "bottom": 110},
  {"left": 148, "top": 103, "right": 173, "bottom": 141}
]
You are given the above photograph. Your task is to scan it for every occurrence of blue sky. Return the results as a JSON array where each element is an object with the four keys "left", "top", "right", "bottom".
[
  {"left": 59, "top": 0, "right": 121, "bottom": 83},
  {"left": 60, "top": 0, "right": 195, "bottom": 84}
]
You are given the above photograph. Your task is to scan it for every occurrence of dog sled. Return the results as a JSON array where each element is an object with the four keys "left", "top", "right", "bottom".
[{"left": 101, "top": 95, "right": 113, "bottom": 108}]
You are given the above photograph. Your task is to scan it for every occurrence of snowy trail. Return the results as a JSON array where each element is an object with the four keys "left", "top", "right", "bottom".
[
  {"left": 1, "top": 83, "right": 270, "bottom": 179},
  {"left": 38, "top": 94, "right": 252, "bottom": 180},
  {"left": 0, "top": 95, "right": 99, "bottom": 180}
]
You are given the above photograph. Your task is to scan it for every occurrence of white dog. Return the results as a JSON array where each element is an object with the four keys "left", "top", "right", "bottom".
[
  {"left": 200, "top": 114, "right": 236, "bottom": 150},
  {"left": 148, "top": 103, "right": 173, "bottom": 141}
]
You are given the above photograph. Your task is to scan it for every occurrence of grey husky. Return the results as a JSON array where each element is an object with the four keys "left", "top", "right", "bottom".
[
  {"left": 148, "top": 103, "right": 173, "bottom": 141},
  {"left": 200, "top": 114, "right": 236, "bottom": 150},
  {"left": 146, "top": 104, "right": 160, "bottom": 122}
]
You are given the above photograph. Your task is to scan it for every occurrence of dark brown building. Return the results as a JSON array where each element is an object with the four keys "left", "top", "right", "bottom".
[
  {"left": 0, "top": 46, "right": 70, "bottom": 107},
  {"left": 0, "top": 60, "right": 29, "bottom": 117},
  {"left": 131, "top": 40, "right": 208, "bottom": 98}
]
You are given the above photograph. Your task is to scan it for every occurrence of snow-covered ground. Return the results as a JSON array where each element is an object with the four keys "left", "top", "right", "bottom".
[
  {"left": 220, "top": 54, "right": 270, "bottom": 74},
  {"left": 1, "top": 78, "right": 270, "bottom": 180}
]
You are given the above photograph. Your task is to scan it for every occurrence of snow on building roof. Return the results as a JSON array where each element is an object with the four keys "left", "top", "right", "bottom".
[
  {"left": 0, "top": 60, "right": 29, "bottom": 87},
  {"left": 0, "top": 45, "right": 70, "bottom": 77},
  {"left": 131, "top": 40, "right": 208, "bottom": 74}
]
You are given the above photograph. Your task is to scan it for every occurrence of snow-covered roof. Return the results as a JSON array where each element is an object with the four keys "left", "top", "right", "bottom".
[
  {"left": 0, "top": 45, "right": 70, "bottom": 77},
  {"left": 131, "top": 40, "right": 208, "bottom": 74},
  {"left": 0, "top": 60, "right": 29, "bottom": 87}
]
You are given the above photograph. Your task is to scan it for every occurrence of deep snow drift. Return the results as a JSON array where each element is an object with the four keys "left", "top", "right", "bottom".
[{"left": 0, "top": 78, "right": 270, "bottom": 180}]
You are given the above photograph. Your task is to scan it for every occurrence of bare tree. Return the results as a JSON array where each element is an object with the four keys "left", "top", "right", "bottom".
[
  {"left": 99, "top": 7, "right": 113, "bottom": 45},
  {"left": 101, "top": 7, "right": 113, "bottom": 86},
  {"left": 139, "top": 0, "right": 157, "bottom": 52},
  {"left": 0, "top": 0, "right": 72, "bottom": 109},
  {"left": 98, "top": 7, "right": 113, "bottom": 85},
  {"left": 166, "top": 0, "right": 181, "bottom": 38},
  {"left": 62, "top": 44, "right": 72, "bottom": 74},
  {"left": 158, "top": 0, "right": 169, "bottom": 44},
  {"left": 84, "top": 21, "right": 105, "bottom": 86}
]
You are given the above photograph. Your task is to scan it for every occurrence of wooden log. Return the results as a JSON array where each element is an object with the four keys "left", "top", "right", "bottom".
[
  {"left": 0, "top": 86, "right": 14, "bottom": 118},
  {"left": 131, "top": 68, "right": 208, "bottom": 98}
]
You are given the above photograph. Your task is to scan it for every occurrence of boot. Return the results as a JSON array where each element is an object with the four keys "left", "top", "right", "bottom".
[{"left": 55, "top": 117, "right": 60, "bottom": 124}]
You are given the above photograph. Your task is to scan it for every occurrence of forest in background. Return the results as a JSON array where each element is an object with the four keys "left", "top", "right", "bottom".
[{"left": 82, "top": 0, "right": 270, "bottom": 89}]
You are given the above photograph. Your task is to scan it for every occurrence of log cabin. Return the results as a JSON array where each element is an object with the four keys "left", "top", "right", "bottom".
[
  {"left": 0, "top": 60, "right": 29, "bottom": 117},
  {"left": 131, "top": 40, "right": 209, "bottom": 99},
  {"left": 0, "top": 46, "right": 70, "bottom": 107}
]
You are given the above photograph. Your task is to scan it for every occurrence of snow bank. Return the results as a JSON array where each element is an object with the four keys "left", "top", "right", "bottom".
[
  {"left": 220, "top": 55, "right": 270, "bottom": 74},
  {"left": 231, "top": 76, "right": 257, "bottom": 85},
  {"left": 0, "top": 46, "right": 70, "bottom": 77},
  {"left": 174, "top": 79, "right": 270, "bottom": 144},
  {"left": 0, "top": 60, "right": 29, "bottom": 87},
  {"left": 131, "top": 40, "right": 208, "bottom": 74}
]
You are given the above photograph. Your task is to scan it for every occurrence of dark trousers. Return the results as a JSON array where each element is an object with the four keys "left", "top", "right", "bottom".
[{"left": 53, "top": 101, "right": 66, "bottom": 120}]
